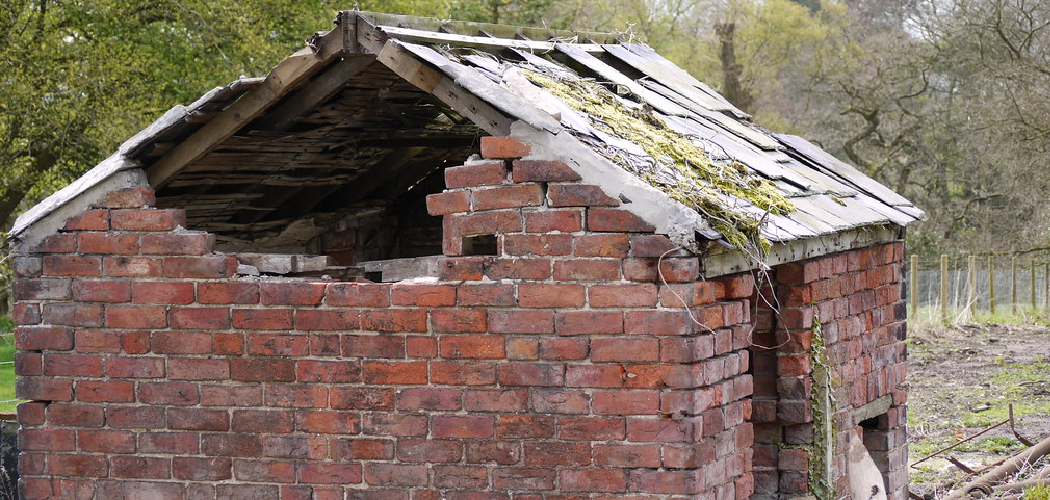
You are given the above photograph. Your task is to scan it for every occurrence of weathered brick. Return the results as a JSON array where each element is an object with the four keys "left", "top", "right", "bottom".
[
  {"left": 463, "top": 389, "right": 527, "bottom": 412},
  {"left": 589, "top": 283, "right": 658, "bottom": 308},
  {"left": 103, "top": 256, "right": 162, "bottom": 277},
  {"left": 42, "top": 256, "right": 101, "bottom": 276},
  {"left": 360, "top": 309, "right": 428, "bottom": 333},
  {"left": 472, "top": 184, "right": 543, "bottom": 211},
  {"left": 397, "top": 439, "right": 464, "bottom": 463},
  {"left": 623, "top": 257, "right": 700, "bottom": 283},
  {"left": 264, "top": 384, "right": 329, "bottom": 408},
  {"left": 529, "top": 388, "right": 589, "bottom": 414},
  {"left": 295, "top": 411, "right": 360, "bottom": 434},
  {"left": 101, "top": 187, "right": 156, "bottom": 208},
  {"left": 547, "top": 184, "right": 619, "bottom": 207},
  {"left": 170, "top": 307, "right": 230, "bottom": 329},
  {"left": 492, "top": 468, "right": 555, "bottom": 491},
  {"left": 524, "top": 442, "right": 590, "bottom": 466},
  {"left": 554, "top": 310, "right": 623, "bottom": 335},
  {"left": 341, "top": 335, "right": 405, "bottom": 358},
  {"left": 80, "top": 430, "right": 136, "bottom": 453},
  {"left": 48, "top": 454, "right": 108, "bottom": 477},
  {"left": 625, "top": 309, "right": 694, "bottom": 336},
  {"left": 43, "top": 302, "right": 103, "bottom": 326},
  {"left": 16, "top": 325, "right": 74, "bottom": 351},
  {"left": 495, "top": 414, "right": 554, "bottom": 439},
  {"left": 488, "top": 310, "right": 553, "bottom": 334},
  {"left": 503, "top": 234, "right": 572, "bottom": 257},
  {"left": 330, "top": 439, "right": 394, "bottom": 461},
  {"left": 594, "top": 443, "right": 661, "bottom": 468},
  {"left": 558, "top": 417, "right": 626, "bottom": 441},
  {"left": 482, "top": 258, "right": 551, "bottom": 280},
  {"left": 106, "top": 356, "right": 164, "bottom": 378},
  {"left": 327, "top": 283, "right": 390, "bottom": 307},
  {"left": 43, "top": 353, "right": 103, "bottom": 377},
  {"left": 47, "top": 403, "right": 104, "bottom": 427},
  {"left": 231, "top": 359, "right": 296, "bottom": 382},
  {"left": 433, "top": 415, "right": 494, "bottom": 438},
  {"left": 138, "top": 381, "right": 199, "bottom": 406},
  {"left": 198, "top": 282, "right": 259, "bottom": 304},
  {"left": 518, "top": 284, "right": 584, "bottom": 308},
  {"left": 296, "top": 360, "right": 361, "bottom": 383},
  {"left": 565, "top": 365, "right": 623, "bottom": 388},
  {"left": 168, "top": 358, "right": 230, "bottom": 380},
  {"left": 231, "top": 308, "right": 293, "bottom": 330},
  {"left": 554, "top": 259, "right": 621, "bottom": 281},
  {"left": 132, "top": 281, "right": 194, "bottom": 304},
  {"left": 33, "top": 233, "right": 76, "bottom": 253},
  {"left": 480, "top": 136, "right": 530, "bottom": 159},
  {"left": 110, "top": 209, "right": 185, "bottom": 231},
  {"left": 363, "top": 463, "right": 428, "bottom": 487},
  {"left": 111, "top": 456, "right": 171, "bottom": 479},
  {"left": 430, "top": 361, "right": 496, "bottom": 386},
  {"left": 63, "top": 209, "right": 110, "bottom": 231},
  {"left": 163, "top": 256, "right": 237, "bottom": 278},
  {"left": 523, "top": 210, "right": 582, "bottom": 233},
  {"left": 140, "top": 232, "right": 215, "bottom": 255},
  {"left": 426, "top": 190, "right": 471, "bottom": 215},
  {"left": 539, "top": 337, "right": 589, "bottom": 361},
  {"left": 362, "top": 413, "right": 426, "bottom": 437},
  {"left": 363, "top": 361, "right": 427, "bottom": 385},
  {"left": 458, "top": 284, "right": 516, "bottom": 306},
  {"left": 298, "top": 462, "right": 362, "bottom": 484},
  {"left": 77, "top": 233, "right": 138, "bottom": 255},
  {"left": 593, "top": 390, "right": 660, "bottom": 415},
  {"left": 106, "top": 406, "right": 165, "bottom": 429},
  {"left": 259, "top": 282, "right": 326, "bottom": 305},
  {"left": 560, "top": 469, "right": 627, "bottom": 493},
  {"left": 168, "top": 408, "right": 230, "bottom": 431},
  {"left": 445, "top": 160, "right": 507, "bottom": 188},
  {"left": 76, "top": 379, "right": 133, "bottom": 403},
  {"left": 498, "top": 363, "right": 564, "bottom": 387}
]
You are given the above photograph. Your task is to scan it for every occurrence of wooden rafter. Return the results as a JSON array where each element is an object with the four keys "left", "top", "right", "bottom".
[{"left": 147, "top": 12, "right": 356, "bottom": 189}]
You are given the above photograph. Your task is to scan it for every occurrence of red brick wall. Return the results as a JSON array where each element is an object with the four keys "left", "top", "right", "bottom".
[
  {"left": 13, "top": 137, "right": 758, "bottom": 499},
  {"left": 751, "top": 244, "right": 908, "bottom": 500}
]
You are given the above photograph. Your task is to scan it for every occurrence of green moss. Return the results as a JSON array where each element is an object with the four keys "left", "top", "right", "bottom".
[
  {"left": 522, "top": 70, "right": 794, "bottom": 253},
  {"left": 809, "top": 316, "right": 834, "bottom": 499}
]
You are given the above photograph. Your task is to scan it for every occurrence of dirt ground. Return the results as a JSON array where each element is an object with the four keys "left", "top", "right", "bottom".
[{"left": 907, "top": 322, "right": 1050, "bottom": 497}]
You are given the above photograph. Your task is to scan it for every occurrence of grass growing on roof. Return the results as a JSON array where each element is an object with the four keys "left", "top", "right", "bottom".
[{"left": 522, "top": 69, "right": 794, "bottom": 252}]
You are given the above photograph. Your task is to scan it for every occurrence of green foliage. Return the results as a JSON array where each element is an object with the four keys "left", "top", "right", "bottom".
[{"left": 1025, "top": 481, "right": 1050, "bottom": 500}]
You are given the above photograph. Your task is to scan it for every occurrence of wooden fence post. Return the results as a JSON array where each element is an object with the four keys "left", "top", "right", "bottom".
[
  {"left": 941, "top": 255, "right": 949, "bottom": 323},
  {"left": 910, "top": 255, "right": 918, "bottom": 315},
  {"left": 1012, "top": 256, "right": 1018, "bottom": 315},
  {"left": 989, "top": 256, "right": 996, "bottom": 313},
  {"left": 968, "top": 255, "right": 977, "bottom": 318}
]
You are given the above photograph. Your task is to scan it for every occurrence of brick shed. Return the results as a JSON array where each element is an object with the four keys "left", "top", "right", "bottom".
[{"left": 7, "top": 11, "right": 923, "bottom": 500}]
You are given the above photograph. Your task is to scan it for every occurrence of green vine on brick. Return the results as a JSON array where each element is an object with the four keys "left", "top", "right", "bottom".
[{"left": 809, "top": 315, "right": 835, "bottom": 499}]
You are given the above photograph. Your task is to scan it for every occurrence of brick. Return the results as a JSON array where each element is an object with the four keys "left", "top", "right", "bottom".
[
  {"left": 214, "top": 484, "right": 279, "bottom": 499},
  {"left": 43, "top": 256, "right": 101, "bottom": 276},
  {"left": 232, "top": 308, "right": 293, "bottom": 330},
  {"left": 72, "top": 280, "right": 131, "bottom": 303},
  {"left": 331, "top": 439, "right": 394, "bottom": 461},
  {"left": 472, "top": 184, "right": 543, "bottom": 211},
  {"left": 11, "top": 303, "right": 40, "bottom": 326},
  {"left": 364, "top": 463, "right": 428, "bottom": 487},
  {"left": 714, "top": 273, "right": 756, "bottom": 299},
  {"left": 228, "top": 409, "right": 293, "bottom": 434},
  {"left": 496, "top": 414, "right": 554, "bottom": 439},
  {"left": 168, "top": 358, "right": 229, "bottom": 380},
  {"left": 482, "top": 258, "right": 552, "bottom": 280},
  {"left": 426, "top": 190, "right": 471, "bottom": 215},
  {"left": 595, "top": 443, "right": 661, "bottom": 467},
  {"left": 391, "top": 283, "right": 456, "bottom": 306},
  {"left": 47, "top": 402, "right": 104, "bottom": 427},
  {"left": 629, "top": 469, "right": 705, "bottom": 494},
  {"left": 64, "top": 209, "right": 110, "bottom": 231},
  {"left": 131, "top": 281, "right": 194, "bottom": 304},
  {"left": 49, "top": 454, "right": 108, "bottom": 477},
  {"left": 511, "top": 159, "right": 580, "bottom": 182},
  {"left": 297, "top": 360, "right": 361, "bottom": 383},
  {"left": 488, "top": 310, "right": 553, "bottom": 334},
  {"left": 547, "top": 184, "right": 619, "bottom": 207},
  {"left": 629, "top": 234, "right": 679, "bottom": 257},
  {"left": 106, "top": 356, "right": 164, "bottom": 378},
  {"left": 433, "top": 415, "right": 494, "bottom": 438},
  {"left": 625, "top": 310, "right": 693, "bottom": 336},
  {"left": 22, "top": 428, "right": 76, "bottom": 451},
  {"left": 15, "top": 352, "right": 41, "bottom": 376},
  {"left": 498, "top": 363, "right": 564, "bottom": 386},
  {"left": 529, "top": 388, "right": 589, "bottom": 414},
  {"left": 433, "top": 465, "right": 490, "bottom": 489},
  {"left": 458, "top": 284, "right": 515, "bottom": 306},
  {"left": 138, "top": 380, "right": 199, "bottom": 405},
  {"left": 565, "top": 365, "right": 623, "bottom": 387},
  {"left": 664, "top": 442, "right": 716, "bottom": 469},
  {"left": 104, "top": 305, "right": 165, "bottom": 329},
  {"left": 112, "top": 456, "right": 172, "bottom": 479},
  {"left": 103, "top": 256, "right": 162, "bottom": 277},
  {"left": 110, "top": 208, "right": 185, "bottom": 231},
  {"left": 593, "top": 390, "right": 660, "bottom": 415},
  {"left": 480, "top": 136, "right": 530, "bottom": 159},
  {"left": 430, "top": 361, "right": 496, "bottom": 386},
  {"left": 75, "top": 379, "right": 134, "bottom": 403},
  {"left": 397, "top": 439, "right": 464, "bottom": 462},
  {"left": 102, "top": 187, "right": 156, "bottom": 208},
  {"left": 12, "top": 256, "right": 43, "bottom": 277},
  {"left": 80, "top": 430, "right": 136, "bottom": 453},
  {"left": 106, "top": 406, "right": 165, "bottom": 429},
  {"left": 169, "top": 408, "right": 229, "bottom": 431},
  {"left": 77, "top": 232, "right": 138, "bottom": 254},
  {"left": 17, "top": 377, "right": 72, "bottom": 401},
  {"left": 445, "top": 160, "right": 507, "bottom": 188},
  {"left": 331, "top": 388, "right": 395, "bottom": 411},
  {"left": 360, "top": 309, "right": 428, "bottom": 333},
  {"left": 517, "top": 284, "right": 583, "bottom": 308},
  {"left": 539, "top": 337, "right": 589, "bottom": 361},
  {"left": 170, "top": 307, "right": 230, "bottom": 329},
  {"left": 325, "top": 283, "right": 389, "bottom": 307},
  {"left": 558, "top": 417, "right": 626, "bottom": 441},
  {"left": 201, "top": 385, "right": 261, "bottom": 407},
  {"left": 589, "top": 283, "right": 658, "bottom": 308},
  {"left": 623, "top": 257, "right": 700, "bottom": 283},
  {"left": 660, "top": 282, "right": 718, "bottom": 307},
  {"left": 626, "top": 417, "right": 699, "bottom": 442},
  {"left": 505, "top": 337, "right": 538, "bottom": 360},
  {"left": 43, "top": 353, "right": 103, "bottom": 377},
  {"left": 198, "top": 282, "right": 258, "bottom": 304},
  {"left": 265, "top": 384, "right": 329, "bottom": 407},
  {"left": 259, "top": 282, "right": 326, "bottom": 305},
  {"left": 438, "top": 256, "right": 486, "bottom": 280},
  {"left": 12, "top": 277, "right": 70, "bottom": 300},
  {"left": 463, "top": 389, "right": 527, "bottom": 412},
  {"left": 16, "top": 325, "right": 73, "bottom": 351},
  {"left": 524, "top": 442, "right": 590, "bottom": 466},
  {"left": 298, "top": 462, "right": 362, "bottom": 484},
  {"left": 140, "top": 232, "right": 215, "bottom": 255},
  {"left": 555, "top": 310, "right": 623, "bottom": 335},
  {"left": 18, "top": 401, "right": 47, "bottom": 425},
  {"left": 151, "top": 331, "right": 211, "bottom": 354},
  {"left": 247, "top": 333, "right": 309, "bottom": 356},
  {"left": 430, "top": 309, "right": 486, "bottom": 333},
  {"left": 231, "top": 359, "right": 296, "bottom": 382},
  {"left": 163, "top": 256, "right": 237, "bottom": 278},
  {"left": 363, "top": 361, "right": 427, "bottom": 385},
  {"left": 295, "top": 411, "right": 360, "bottom": 434},
  {"left": 560, "top": 469, "right": 627, "bottom": 493},
  {"left": 259, "top": 435, "right": 327, "bottom": 459},
  {"left": 523, "top": 210, "right": 582, "bottom": 232},
  {"left": 342, "top": 335, "right": 405, "bottom": 358},
  {"left": 362, "top": 413, "right": 427, "bottom": 437},
  {"left": 554, "top": 259, "right": 621, "bottom": 281},
  {"left": 33, "top": 233, "right": 76, "bottom": 253},
  {"left": 492, "top": 468, "right": 555, "bottom": 491},
  {"left": 503, "top": 234, "right": 572, "bottom": 257}
]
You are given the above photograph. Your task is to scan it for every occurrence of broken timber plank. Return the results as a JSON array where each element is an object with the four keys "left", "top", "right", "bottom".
[{"left": 255, "top": 55, "right": 376, "bottom": 131}]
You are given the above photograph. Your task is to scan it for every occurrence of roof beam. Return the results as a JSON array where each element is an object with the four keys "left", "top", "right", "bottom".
[
  {"left": 253, "top": 55, "right": 375, "bottom": 132},
  {"left": 147, "top": 12, "right": 356, "bottom": 189}
]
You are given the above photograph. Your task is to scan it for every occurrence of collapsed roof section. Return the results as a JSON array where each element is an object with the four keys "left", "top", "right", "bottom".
[{"left": 10, "top": 10, "right": 923, "bottom": 269}]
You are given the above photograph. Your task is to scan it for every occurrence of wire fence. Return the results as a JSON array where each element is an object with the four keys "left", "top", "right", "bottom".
[{"left": 909, "top": 252, "right": 1050, "bottom": 321}]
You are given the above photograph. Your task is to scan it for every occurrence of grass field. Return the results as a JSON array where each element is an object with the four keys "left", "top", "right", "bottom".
[{"left": 0, "top": 318, "right": 19, "bottom": 414}]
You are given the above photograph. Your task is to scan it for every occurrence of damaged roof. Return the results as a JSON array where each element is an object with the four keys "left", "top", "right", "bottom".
[{"left": 10, "top": 10, "right": 923, "bottom": 263}]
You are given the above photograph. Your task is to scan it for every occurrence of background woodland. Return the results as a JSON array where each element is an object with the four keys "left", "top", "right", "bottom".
[{"left": 3, "top": 0, "right": 1049, "bottom": 257}]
